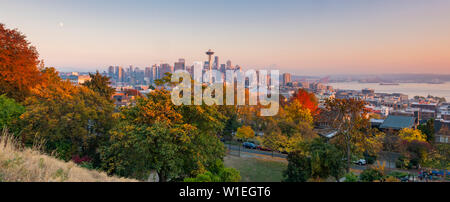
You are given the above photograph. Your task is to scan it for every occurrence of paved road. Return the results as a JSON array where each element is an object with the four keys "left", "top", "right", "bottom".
[{"left": 225, "top": 144, "right": 288, "bottom": 159}]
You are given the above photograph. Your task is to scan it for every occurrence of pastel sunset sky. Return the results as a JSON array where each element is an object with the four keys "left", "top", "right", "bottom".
[{"left": 1, "top": 0, "right": 450, "bottom": 75}]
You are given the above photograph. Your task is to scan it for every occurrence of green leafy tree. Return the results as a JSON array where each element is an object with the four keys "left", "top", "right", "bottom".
[
  {"left": 311, "top": 139, "right": 347, "bottom": 181},
  {"left": 304, "top": 138, "right": 346, "bottom": 181},
  {"left": 360, "top": 162, "right": 387, "bottom": 182},
  {"left": 343, "top": 172, "right": 359, "bottom": 182},
  {"left": 101, "top": 121, "right": 195, "bottom": 181},
  {"left": 216, "top": 104, "right": 242, "bottom": 141},
  {"left": 423, "top": 144, "right": 449, "bottom": 171},
  {"left": 283, "top": 151, "right": 311, "bottom": 182},
  {"left": 418, "top": 119, "right": 435, "bottom": 143},
  {"left": 184, "top": 159, "right": 241, "bottom": 182},
  {"left": 398, "top": 140, "right": 432, "bottom": 168},
  {"left": 0, "top": 94, "right": 25, "bottom": 134},
  {"left": 360, "top": 168, "right": 384, "bottom": 182},
  {"left": 82, "top": 71, "right": 115, "bottom": 99},
  {"left": 100, "top": 89, "right": 226, "bottom": 181},
  {"left": 284, "top": 139, "right": 346, "bottom": 182},
  {"left": 222, "top": 112, "right": 241, "bottom": 140}
]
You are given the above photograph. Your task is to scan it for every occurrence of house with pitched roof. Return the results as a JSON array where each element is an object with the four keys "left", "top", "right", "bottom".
[
  {"left": 380, "top": 115, "right": 417, "bottom": 134},
  {"left": 435, "top": 120, "right": 450, "bottom": 144}
]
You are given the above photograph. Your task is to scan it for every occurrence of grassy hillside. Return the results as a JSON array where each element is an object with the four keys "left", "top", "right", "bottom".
[
  {"left": 0, "top": 134, "right": 137, "bottom": 182},
  {"left": 224, "top": 155, "right": 287, "bottom": 182}
]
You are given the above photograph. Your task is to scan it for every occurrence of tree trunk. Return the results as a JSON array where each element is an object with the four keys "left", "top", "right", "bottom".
[
  {"left": 158, "top": 172, "right": 167, "bottom": 182},
  {"left": 346, "top": 142, "right": 351, "bottom": 173}
]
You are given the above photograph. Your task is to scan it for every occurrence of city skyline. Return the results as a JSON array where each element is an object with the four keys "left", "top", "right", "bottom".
[{"left": 1, "top": 0, "right": 450, "bottom": 75}]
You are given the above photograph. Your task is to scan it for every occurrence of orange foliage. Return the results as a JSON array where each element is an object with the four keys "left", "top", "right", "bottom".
[
  {"left": 0, "top": 24, "right": 43, "bottom": 102},
  {"left": 289, "top": 89, "right": 319, "bottom": 115}
]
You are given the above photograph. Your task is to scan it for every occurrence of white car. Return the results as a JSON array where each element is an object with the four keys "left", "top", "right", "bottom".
[{"left": 354, "top": 159, "right": 367, "bottom": 165}]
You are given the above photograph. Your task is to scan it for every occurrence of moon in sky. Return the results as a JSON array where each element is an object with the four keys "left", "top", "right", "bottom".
[{"left": 59, "top": 22, "right": 64, "bottom": 28}]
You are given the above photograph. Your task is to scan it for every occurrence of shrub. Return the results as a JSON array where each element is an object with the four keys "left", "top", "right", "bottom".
[
  {"left": 184, "top": 160, "right": 241, "bottom": 182},
  {"left": 283, "top": 151, "right": 311, "bottom": 182},
  {"left": 0, "top": 95, "right": 25, "bottom": 134},
  {"left": 72, "top": 155, "right": 93, "bottom": 164},
  {"left": 385, "top": 176, "right": 400, "bottom": 182},
  {"left": 360, "top": 167, "right": 384, "bottom": 182},
  {"left": 396, "top": 156, "right": 412, "bottom": 169},
  {"left": 388, "top": 171, "right": 408, "bottom": 179},
  {"left": 344, "top": 172, "right": 359, "bottom": 182}
]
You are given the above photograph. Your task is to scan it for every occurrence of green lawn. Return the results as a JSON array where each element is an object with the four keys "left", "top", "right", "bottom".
[{"left": 224, "top": 155, "right": 288, "bottom": 182}]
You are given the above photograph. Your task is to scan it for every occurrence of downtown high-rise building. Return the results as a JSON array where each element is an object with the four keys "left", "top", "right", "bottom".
[
  {"left": 220, "top": 64, "right": 226, "bottom": 73},
  {"left": 174, "top": 58, "right": 186, "bottom": 71},
  {"left": 144, "top": 67, "right": 152, "bottom": 84},
  {"left": 203, "top": 61, "right": 210, "bottom": 71},
  {"left": 108, "top": 66, "right": 115, "bottom": 79},
  {"left": 114, "top": 66, "right": 120, "bottom": 80},
  {"left": 213, "top": 56, "right": 219, "bottom": 70},
  {"left": 282, "top": 73, "right": 292, "bottom": 86},
  {"left": 117, "top": 66, "right": 124, "bottom": 82},
  {"left": 153, "top": 64, "right": 159, "bottom": 80},
  {"left": 134, "top": 67, "right": 145, "bottom": 85},
  {"left": 159, "top": 63, "right": 173, "bottom": 79},
  {"left": 226, "top": 60, "right": 232, "bottom": 70},
  {"left": 145, "top": 67, "right": 151, "bottom": 78}
]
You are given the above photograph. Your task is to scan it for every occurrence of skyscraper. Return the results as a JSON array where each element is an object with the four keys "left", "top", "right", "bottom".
[
  {"left": 174, "top": 58, "right": 186, "bottom": 71},
  {"left": 117, "top": 66, "right": 124, "bottom": 82},
  {"left": 213, "top": 56, "right": 219, "bottom": 70},
  {"left": 129, "top": 65, "right": 133, "bottom": 74},
  {"left": 226, "top": 60, "right": 232, "bottom": 70},
  {"left": 159, "top": 63, "right": 173, "bottom": 79},
  {"left": 235, "top": 65, "right": 241, "bottom": 71},
  {"left": 144, "top": 67, "right": 151, "bottom": 85},
  {"left": 108, "top": 66, "right": 114, "bottom": 79},
  {"left": 220, "top": 64, "right": 226, "bottom": 73},
  {"left": 145, "top": 67, "right": 151, "bottom": 78},
  {"left": 204, "top": 61, "right": 210, "bottom": 70},
  {"left": 151, "top": 64, "right": 158, "bottom": 82},
  {"left": 114, "top": 66, "right": 120, "bottom": 80},
  {"left": 153, "top": 64, "right": 159, "bottom": 80},
  {"left": 282, "top": 73, "right": 292, "bottom": 86}
]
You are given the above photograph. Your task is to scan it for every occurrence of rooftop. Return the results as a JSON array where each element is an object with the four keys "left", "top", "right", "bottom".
[
  {"left": 370, "top": 119, "right": 385, "bottom": 124},
  {"left": 411, "top": 102, "right": 438, "bottom": 106},
  {"left": 380, "top": 115, "right": 416, "bottom": 130}
]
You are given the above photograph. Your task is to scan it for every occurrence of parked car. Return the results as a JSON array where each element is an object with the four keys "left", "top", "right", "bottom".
[
  {"left": 354, "top": 159, "right": 367, "bottom": 165},
  {"left": 243, "top": 142, "right": 257, "bottom": 149},
  {"left": 431, "top": 170, "right": 450, "bottom": 176},
  {"left": 400, "top": 176, "right": 410, "bottom": 182},
  {"left": 256, "top": 145, "right": 272, "bottom": 152}
]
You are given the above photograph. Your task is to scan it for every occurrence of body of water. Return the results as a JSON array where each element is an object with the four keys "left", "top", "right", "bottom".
[{"left": 328, "top": 82, "right": 450, "bottom": 101}]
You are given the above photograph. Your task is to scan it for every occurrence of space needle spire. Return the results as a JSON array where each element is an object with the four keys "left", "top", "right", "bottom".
[{"left": 206, "top": 49, "right": 215, "bottom": 84}]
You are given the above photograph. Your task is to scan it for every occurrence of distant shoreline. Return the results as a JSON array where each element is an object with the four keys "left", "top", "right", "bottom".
[{"left": 328, "top": 82, "right": 450, "bottom": 101}]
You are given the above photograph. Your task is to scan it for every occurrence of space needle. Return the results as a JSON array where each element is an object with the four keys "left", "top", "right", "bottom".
[{"left": 206, "top": 49, "right": 215, "bottom": 84}]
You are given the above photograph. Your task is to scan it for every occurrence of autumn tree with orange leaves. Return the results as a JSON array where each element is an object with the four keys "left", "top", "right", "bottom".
[
  {"left": 290, "top": 89, "right": 319, "bottom": 116},
  {"left": 0, "top": 24, "right": 44, "bottom": 102},
  {"left": 20, "top": 67, "right": 116, "bottom": 162}
]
